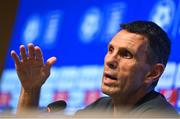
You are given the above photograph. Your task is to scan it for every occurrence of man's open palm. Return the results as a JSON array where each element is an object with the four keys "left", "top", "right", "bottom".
[{"left": 11, "top": 43, "right": 56, "bottom": 91}]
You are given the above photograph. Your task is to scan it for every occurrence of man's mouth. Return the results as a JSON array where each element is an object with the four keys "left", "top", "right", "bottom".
[{"left": 104, "top": 73, "right": 117, "bottom": 80}]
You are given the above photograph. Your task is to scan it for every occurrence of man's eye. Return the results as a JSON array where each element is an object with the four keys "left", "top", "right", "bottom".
[
  {"left": 108, "top": 46, "right": 114, "bottom": 54},
  {"left": 119, "top": 50, "right": 133, "bottom": 59}
]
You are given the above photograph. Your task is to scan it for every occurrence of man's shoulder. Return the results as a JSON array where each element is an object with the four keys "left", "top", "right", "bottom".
[
  {"left": 131, "top": 91, "right": 179, "bottom": 117},
  {"left": 136, "top": 91, "right": 176, "bottom": 110}
]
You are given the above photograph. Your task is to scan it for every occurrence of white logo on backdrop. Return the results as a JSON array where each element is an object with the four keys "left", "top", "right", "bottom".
[
  {"left": 102, "top": 2, "right": 126, "bottom": 43},
  {"left": 44, "top": 11, "right": 61, "bottom": 45},
  {"left": 22, "top": 11, "right": 61, "bottom": 48},
  {"left": 149, "top": 0, "right": 176, "bottom": 31},
  {"left": 79, "top": 7, "right": 102, "bottom": 43},
  {"left": 78, "top": 3, "right": 126, "bottom": 44},
  {"left": 23, "top": 15, "right": 41, "bottom": 43}
]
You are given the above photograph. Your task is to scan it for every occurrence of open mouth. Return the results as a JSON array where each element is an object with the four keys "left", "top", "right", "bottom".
[{"left": 104, "top": 73, "right": 117, "bottom": 80}]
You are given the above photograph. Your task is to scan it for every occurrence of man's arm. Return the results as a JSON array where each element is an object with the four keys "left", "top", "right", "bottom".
[
  {"left": 17, "top": 87, "right": 40, "bottom": 113},
  {"left": 11, "top": 43, "right": 56, "bottom": 113}
]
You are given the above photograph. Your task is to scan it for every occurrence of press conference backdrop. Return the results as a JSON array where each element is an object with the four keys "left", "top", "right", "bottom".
[{"left": 0, "top": 0, "right": 180, "bottom": 115}]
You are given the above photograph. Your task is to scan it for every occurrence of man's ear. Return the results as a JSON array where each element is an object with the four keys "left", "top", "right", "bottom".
[{"left": 144, "top": 63, "right": 165, "bottom": 84}]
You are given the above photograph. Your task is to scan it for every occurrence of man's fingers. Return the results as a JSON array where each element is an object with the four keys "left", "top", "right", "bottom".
[
  {"left": 20, "top": 45, "right": 28, "bottom": 62},
  {"left": 46, "top": 57, "right": 57, "bottom": 69},
  {"left": 35, "top": 46, "right": 44, "bottom": 64},
  {"left": 11, "top": 50, "right": 21, "bottom": 65},
  {"left": 28, "top": 43, "right": 35, "bottom": 60}
]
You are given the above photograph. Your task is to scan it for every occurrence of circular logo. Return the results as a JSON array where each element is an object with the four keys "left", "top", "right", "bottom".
[{"left": 149, "top": 0, "right": 176, "bottom": 31}]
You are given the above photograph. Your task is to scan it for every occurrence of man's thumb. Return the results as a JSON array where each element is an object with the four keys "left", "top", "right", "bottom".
[{"left": 46, "top": 57, "right": 57, "bottom": 68}]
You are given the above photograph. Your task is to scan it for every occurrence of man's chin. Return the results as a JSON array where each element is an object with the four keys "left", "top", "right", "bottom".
[{"left": 101, "top": 85, "right": 120, "bottom": 97}]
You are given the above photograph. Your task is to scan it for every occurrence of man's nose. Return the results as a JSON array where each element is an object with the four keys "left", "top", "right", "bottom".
[{"left": 106, "top": 55, "right": 118, "bottom": 69}]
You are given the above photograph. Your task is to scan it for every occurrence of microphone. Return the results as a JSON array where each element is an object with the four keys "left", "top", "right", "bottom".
[{"left": 47, "top": 100, "right": 67, "bottom": 113}]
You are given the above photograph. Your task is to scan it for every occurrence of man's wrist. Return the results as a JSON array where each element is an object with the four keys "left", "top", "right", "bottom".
[{"left": 22, "top": 86, "right": 41, "bottom": 93}]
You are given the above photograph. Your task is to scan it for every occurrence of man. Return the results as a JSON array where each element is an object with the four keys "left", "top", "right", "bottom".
[{"left": 11, "top": 21, "right": 178, "bottom": 117}]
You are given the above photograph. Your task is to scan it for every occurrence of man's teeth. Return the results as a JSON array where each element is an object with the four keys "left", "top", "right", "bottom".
[{"left": 105, "top": 74, "right": 117, "bottom": 80}]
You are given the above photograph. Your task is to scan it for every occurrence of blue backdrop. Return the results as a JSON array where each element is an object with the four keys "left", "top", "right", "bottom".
[{"left": 0, "top": 0, "right": 180, "bottom": 115}]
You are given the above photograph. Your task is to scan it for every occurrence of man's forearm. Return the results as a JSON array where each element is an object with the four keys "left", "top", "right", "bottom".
[{"left": 17, "top": 87, "right": 41, "bottom": 113}]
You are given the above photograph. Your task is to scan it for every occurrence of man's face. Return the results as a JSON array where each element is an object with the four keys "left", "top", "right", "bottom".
[{"left": 102, "top": 30, "right": 151, "bottom": 98}]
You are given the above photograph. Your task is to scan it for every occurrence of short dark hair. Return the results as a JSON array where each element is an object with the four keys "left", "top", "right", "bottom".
[
  {"left": 120, "top": 21, "right": 171, "bottom": 66},
  {"left": 120, "top": 21, "right": 171, "bottom": 88}
]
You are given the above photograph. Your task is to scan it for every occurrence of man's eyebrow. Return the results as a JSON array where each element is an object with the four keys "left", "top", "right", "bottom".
[
  {"left": 114, "top": 45, "right": 135, "bottom": 54},
  {"left": 107, "top": 43, "right": 135, "bottom": 54},
  {"left": 108, "top": 43, "right": 113, "bottom": 47},
  {"left": 120, "top": 47, "right": 136, "bottom": 56}
]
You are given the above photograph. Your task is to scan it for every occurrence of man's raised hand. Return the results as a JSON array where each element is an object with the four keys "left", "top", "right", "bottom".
[{"left": 11, "top": 43, "right": 57, "bottom": 92}]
